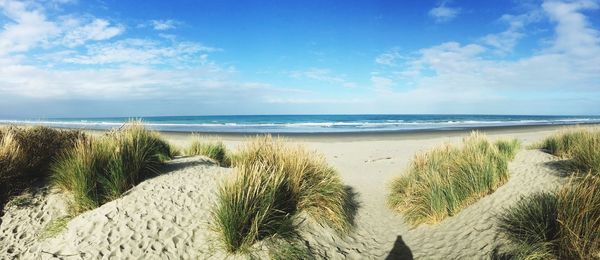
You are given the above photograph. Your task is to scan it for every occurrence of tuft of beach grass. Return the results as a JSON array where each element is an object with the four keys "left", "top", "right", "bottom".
[
  {"left": 498, "top": 174, "right": 600, "bottom": 259},
  {"left": 497, "top": 192, "right": 559, "bottom": 259},
  {"left": 51, "top": 120, "right": 172, "bottom": 213},
  {"left": 0, "top": 126, "right": 83, "bottom": 210},
  {"left": 212, "top": 163, "right": 298, "bottom": 254},
  {"left": 535, "top": 127, "right": 600, "bottom": 174},
  {"left": 212, "top": 135, "right": 352, "bottom": 256},
  {"left": 186, "top": 135, "right": 230, "bottom": 166},
  {"left": 387, "top": 132, "right": 520, "bottom": 225},
  {"left": 230, "top": 135, "right": 352, "bottom": 233}
]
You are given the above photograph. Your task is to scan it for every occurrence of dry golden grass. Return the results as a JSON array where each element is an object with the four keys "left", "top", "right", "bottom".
[
  {"left": 0, "top": 126, "right": 83, "bottom": 210},
  {"left": 213, "top": 163, "right": 298, "bottom": 254},
  {"left": 230, "top": 135, "right": 352, "bottom": 232},
  {"left": 535, "top": 127, "right": 600, "bottom": 174},
  {"left": 213, "top": 135, "right": 353, "bottom": 255},
  {"left": 388, "top": 132, "right": 520, "bottom": 225},
  {"left": 556, "top": 174, "right": 600, "bottom": 259},
  {"left": 52, "top": 121, "right": 172, "bottom": 213},
  {"left": 499, "top": 127, "right": 600, "bottom": 259},
  {"left": 0, "top": 132, "right": 23, "bottom": 180},
  {"left": 498, "top": 174, "right": 600, "bottom": 259},
  {"left": 186, "top": 135, "right": 230, "bottom": 166}
]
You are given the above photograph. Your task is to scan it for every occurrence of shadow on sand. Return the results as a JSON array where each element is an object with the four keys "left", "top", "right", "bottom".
[
  {"left": 343, "top": 186, "right": 361, "bottom": 227},
  {"left": 542, "top": 159, "right": 578, "bottom": 177},
  {"left": 385, "top": 235, "right": 413, "bottom": 260},
  {"left": 160, "top": 156, "right": 219, "bottom": 172}
]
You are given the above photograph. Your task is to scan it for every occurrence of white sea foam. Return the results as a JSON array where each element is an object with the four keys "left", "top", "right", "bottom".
[{"left": 1, "top": 117, "right": 598, "bottom": 133}]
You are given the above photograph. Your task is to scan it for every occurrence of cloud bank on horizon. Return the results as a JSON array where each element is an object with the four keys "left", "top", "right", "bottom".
[{"left": 0, "top": 0, "right": 598, "bottom": 117}]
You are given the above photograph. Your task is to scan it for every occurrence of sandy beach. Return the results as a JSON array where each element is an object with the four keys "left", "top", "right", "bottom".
[
  {"left": 0, "top": 124, "right": 580, "bottom": 259},
  {"left": 2, "top": 0, "right": 599, "bottom": 258}
]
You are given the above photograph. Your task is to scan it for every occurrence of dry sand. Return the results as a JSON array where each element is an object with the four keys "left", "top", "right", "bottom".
[{"left": 0, "top": 126, "right": 574, "bottom": 259}]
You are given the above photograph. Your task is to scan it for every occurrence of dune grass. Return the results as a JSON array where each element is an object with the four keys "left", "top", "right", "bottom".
[
  {"left": 213, "top": 163, "right": 298, "bottom": 254},
  {"left": 535, "top": 128, "right": 600, "bottom": 174},
  {"left": 0, "top": 126, "right": 83, "bottom": 211},
  {"left": 230, "top": 135, "right": 353, "bottom": 233},
  {"left": 499, "top": 127, "right": 600, "bottom": 259},
  {"left": 387, "top": 132, "right": 520, "bottom": 225},
  {"left": 0, "top": 126, "right": 84, "bottom": 181},
  {"left": 167, "top": 143, "right": 183, "bottom": 157},
  {"left": 186, "top": 136, "right": 230, "bottom": 166},
  {"left": 212, "top": 135, "right": 353, "bottom": 255},
  {"left": 497, "top": 192, "right": 559, "bottom": 259},
  {"left": 570, "top": 132, "right": 600, "bottom": 175},
  {"left": 498, "top": 174, "right": 600, "bottom": 259},
  {"left": 557, "top": 175, "right": 600, "bottom": 259},
  {"left": 495, "top": 139, "right": 521, "bottom": 160},
  {"left": 52, "top": 121, "right": 172, "bottom": 213},
  {"left": 533, "top": 128, "right": 592, "bottom": 157},
  {"left": 0, "top": 131, "right": 23, "bottom": 181}
]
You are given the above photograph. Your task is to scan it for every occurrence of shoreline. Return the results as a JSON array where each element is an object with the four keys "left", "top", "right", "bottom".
[{"left": 4, "top": 122, "right": 597, "bottom": 142}]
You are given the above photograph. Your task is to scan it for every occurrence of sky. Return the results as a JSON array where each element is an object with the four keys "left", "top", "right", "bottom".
[{"left": 0, "top": 0, "right": 599, "bottom": 118}]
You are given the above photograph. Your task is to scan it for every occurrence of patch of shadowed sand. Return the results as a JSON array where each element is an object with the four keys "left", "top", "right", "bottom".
[{"left": 0, "top": 146, "right": 568, "bottom": 259}]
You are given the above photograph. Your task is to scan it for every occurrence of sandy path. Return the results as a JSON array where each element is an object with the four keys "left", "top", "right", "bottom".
[
  {"left": 0, "top": 128, "right": 571, "bottom": 259},
  {"left": 295, "top": 130, "right": 566, "bottom": 259}
]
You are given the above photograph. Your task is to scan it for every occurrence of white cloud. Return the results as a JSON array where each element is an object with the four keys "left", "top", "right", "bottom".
[
  {"left": 57, "top": 38, "right": 220, "bottom": 66},
  {"left": 61, "top": 18, "right": 123, "bottom": 47},
  {"left": 151, "top": 19, "right": 178, "bottom": 30},
  {"left": 0, "top": 1, "right": 358, "bottom": 114},
  {"left": 289, "top": 68, "right": 357, "bottom": 88},
  {"left": 0, "top": 0, "right": 304, "bottom": 108},
  {"left": 373, "top": 0, "right": 600, "bottom": 112},
  {"left": 1, "top": 0, "right": 599, "bottom": 115},
  {"left": 0, "top": 56, "right": 305, "bottom": 101},
  {"left": 480, "top": 12, "right": 542, "bottom": 54},
  {"left": 428, "top": 2, "right": 460, "bottom": 23},
  {"left": 265, "top": 97, "right": 365, "bottom": 104},
  {"left": 0, "top": 0, "right": 60, "bottom": 55},
  {"left": 543, "top": 0, "right": 600, "bottom": 56},
  {"left": 375, "top": 47, "right": 402, "bottom": 66},
  {"left": 0, "top": 0, "right": 123, "bottom": 54}
]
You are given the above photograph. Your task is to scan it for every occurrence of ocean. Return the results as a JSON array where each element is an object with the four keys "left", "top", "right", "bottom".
[{"left": 1, "top": 115, "right": 599, "bottom": 133}]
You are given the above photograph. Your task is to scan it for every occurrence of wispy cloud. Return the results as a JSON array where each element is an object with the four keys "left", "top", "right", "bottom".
[
  {"left": 289, "top": 68, "right": 358, "bottom": 88},
  {"left": 479, "top": 13, "right": 541, "bottom": 54},
  {"left": 150, "top": 19, "right": 179, "bottom": 30},
  {"left": 1, "top": 0, "right": 599, "bottom": 116},
  {"left": 0, "top": 0, "right": 295, "bottom": 105},
  {"left": 373, "top": 0, "right": 600, "bottom": 113},
  {"left": 0, "top": 0, "right": 59, "bottom": 55},
  {"left": 61, "top": 18, "right": 124, "bottom": 47},
  {"left": 0, "top": 1, "right": 124, "bottom": 55},
  {"left": 375, "top": 47, "right": 402, "bottom": 66},
  {"left": 55, "top": 39, "right": 220, "bottom": 66},
  {"left": 428, "top": 1, "right": 461, "bottom": 23},
  {"left": 543, "top": 0, "right": 600, "bottom": 56},
  {"left": 265, "top": 97, "right": 365, "bottom": 104}
]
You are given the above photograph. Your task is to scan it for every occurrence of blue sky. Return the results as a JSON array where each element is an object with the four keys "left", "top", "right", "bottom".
[{"left": 0, "top": 0, "right": 599, "bottom": 118}]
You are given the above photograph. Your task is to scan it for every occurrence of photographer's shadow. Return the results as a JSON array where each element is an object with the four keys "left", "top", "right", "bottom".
[{"left": 385, "top": 235, "right": 413, "bottom": 260}]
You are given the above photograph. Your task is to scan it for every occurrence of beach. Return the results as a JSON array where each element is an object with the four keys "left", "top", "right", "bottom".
[
  {"left": 2, "top": 0, "right": 599, "bottom": 258},
  {"left": 0, "top": 124, "right": 578, "bottom": 259}
]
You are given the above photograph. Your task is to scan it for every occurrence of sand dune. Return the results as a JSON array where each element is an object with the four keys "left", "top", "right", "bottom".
[{"left": 0, "top": 128, "right": 570, "bottom": 259}]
